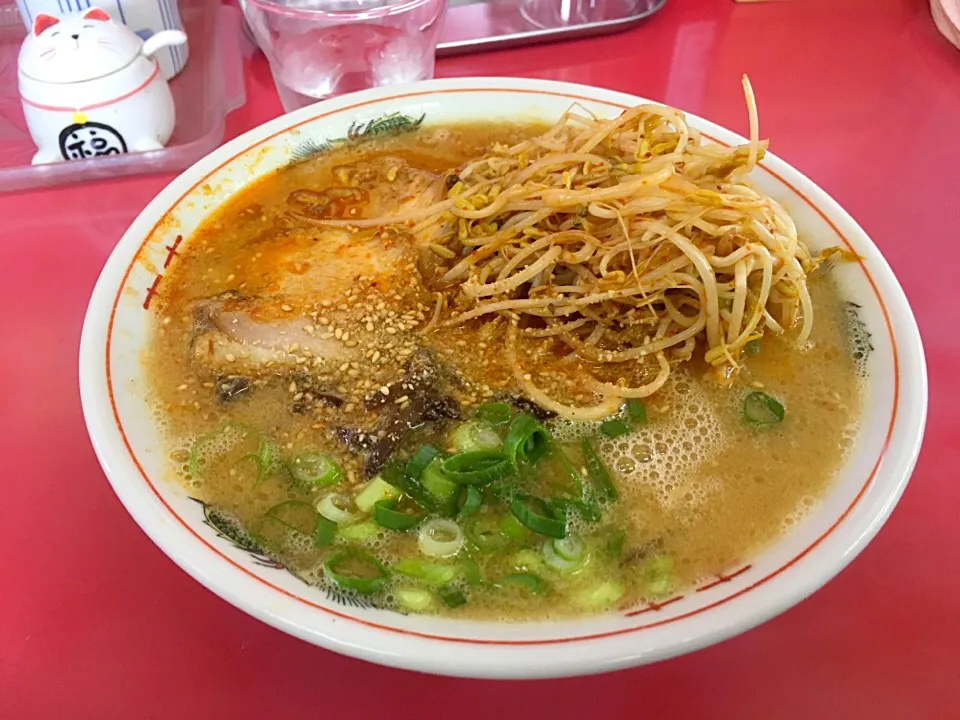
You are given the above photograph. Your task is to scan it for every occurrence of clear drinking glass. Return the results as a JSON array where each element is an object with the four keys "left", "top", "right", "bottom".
[{"left": 241, "top": 0, "right": 446, "bottom": 113}]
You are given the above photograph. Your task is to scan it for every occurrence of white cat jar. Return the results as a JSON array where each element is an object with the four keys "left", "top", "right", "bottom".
[{"left": 17, "top": 8, "right": 187, "bottom": 165}]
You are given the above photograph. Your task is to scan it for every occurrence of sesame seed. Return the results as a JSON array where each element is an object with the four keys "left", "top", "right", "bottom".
[
  {"left": 281, "top": 304, "right": 292, "bottom": 312},
  {"left": 177, "top": 384, "right": 188, "bottom": 391},
  {"left": 380, "top": 386, "right": 390, "bottom": 395},
  {"left": 338, "top": 362, "right": 350, "bottom": 372},
  {"left": 225, "top": 353, "right": 236, "bottom": 362}
]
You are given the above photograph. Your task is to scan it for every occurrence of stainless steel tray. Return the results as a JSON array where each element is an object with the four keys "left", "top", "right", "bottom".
[{"left": 437, "top": 0, "right": 667, "bottom": 56}]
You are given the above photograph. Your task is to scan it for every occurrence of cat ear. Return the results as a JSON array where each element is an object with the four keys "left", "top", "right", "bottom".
[
  {"left": 32, "top": 13, "right": 60, "bottom": 36},
  {"left": 82, "top": 8, "right": 112, "bottom": 21}
]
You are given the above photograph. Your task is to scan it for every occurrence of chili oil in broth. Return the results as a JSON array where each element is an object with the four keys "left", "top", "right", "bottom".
[{"left": 146, "top": 122, "right": 862, "bottom": 620}]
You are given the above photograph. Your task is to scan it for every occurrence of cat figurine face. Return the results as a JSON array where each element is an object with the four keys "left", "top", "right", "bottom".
[{"left": 18, "top": 9, "right": 143, "bottom": 84}]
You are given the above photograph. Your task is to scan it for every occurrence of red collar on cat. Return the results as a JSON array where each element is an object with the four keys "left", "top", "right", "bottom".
[{"left": 20, "top": 61, "right": 161, "bottom": 117}]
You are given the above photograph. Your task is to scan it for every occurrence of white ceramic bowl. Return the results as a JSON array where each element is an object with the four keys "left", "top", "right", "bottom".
[{"left": 79, "top": 77, "right": 927, "bottom": 679}]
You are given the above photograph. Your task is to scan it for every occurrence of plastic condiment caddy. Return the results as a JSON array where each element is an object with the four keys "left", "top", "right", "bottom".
[{"left": 0, "top": 0, "right": 245, "bottom": 192}]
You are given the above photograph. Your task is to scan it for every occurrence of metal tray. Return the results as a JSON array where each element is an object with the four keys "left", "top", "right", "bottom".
[{"left": 437, "top": 0, "right": 667, "bottom": 56}]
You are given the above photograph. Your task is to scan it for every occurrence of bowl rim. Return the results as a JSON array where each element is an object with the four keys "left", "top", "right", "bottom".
[{"left": 79, "top": 76, "right": 928, "bottom": 678}]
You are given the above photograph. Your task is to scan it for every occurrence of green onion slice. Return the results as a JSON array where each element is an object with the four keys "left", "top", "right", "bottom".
[
  {"left": 289, "top": 452, "right": 341, "bottom": 487},
  {"left": 743, "top": 391, "right": 786, "bottom": 426},
  {"left": 315, "top": 492, "right": 359, "bottom": 524},
  {"left": 599, "top": 418, "right": 630, "bottom": 438},
  {"left": 373, "top": 499, "right": 423, "bottom": 531},
  {"left": 626, "top": 399, "right": 647, "bottom": 424},
  {"left": 542, "top": 535, "right": 588, "bottom": 574},
  {"left": 745, "top": 339, "right": 761, "bottom": 356},
  {"left": 438, "top": 585, "right": 468, "bottom": 609},
  {"left": 247, "top": 437, "right": 279, "bottom": 486},
  {"left": 472, "top": 402, "right": 513, "bottom": 426},
  {"left": 581, "top": 438, "right": 619, "bottom": 502},
  {"left": 499, "top": 572, "right": 548, "bottom": 595},
  {"left": 456, "top": 485, "right": 482, "bottom": 519},
  {"left": 393, "top": 557, "right": 458, "bottom": 586},
  {"left": 406, "top": 444, "right": 440, "bottom": 480},
  {"left": 509, "top": 495, "right": 567, "bottom": 539},
  {"left": 381, "top": 458, "right": 436, "bottom": 511},
  {"left": 460, "top": 554, "right": 483, "bottom": 585},
  {"left": 314, "top": 516, "right": 337, "bottom": 547},
  {"left": 450, "top": 421, "right": 502, "bottom": 453},
  {"left": 418, "top": 518, "right": 464, "bottom": 558},
  {"left": 498, "top": 514, "right": 528, "bottom": 541},
  {"left": 339, "top": 520, "right": 380, "bottom": 542},
  {"left": 465, "top": 515, "right": 510, "bottom": 553},
  {"left": 504, "top": 414, "right": 551, "bottom": 467},
  {"left": 324, "top": 549, "right": 389, "bottom": 594},
  {"left": 442, "top": 450, "right": 513, "bottom": 485},
  {"left": 396, "top": 588, "right": 434, "bottom": 612},
  {"left": 420, "top": 457, "right": 458, "bottom": 500}
]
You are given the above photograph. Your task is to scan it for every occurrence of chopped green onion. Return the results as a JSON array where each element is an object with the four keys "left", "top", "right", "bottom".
[
  {"left": 551, "top": 534, "right": 586, "bottom": 562},
  {"left": 604, "top": 529, "right": 626, "bottom": 560},
  {"left": 264, "top": 500, "right": 319, "bottom": 537},
  {"left": 339, "top": 520, "right": 380, "bottom": 542},
  {"left": 324, "top": 549, "right": 389, "bottom": 594},
  {"left": 509, "top": 495, "right": 567, "bottom": 539},
  {"left": 599, "top": 418, "right": 631, "bottom": 438},
  {"left": 743, "top": 391, "right": 786, "bottom": 426},
  {"left": 745, "top": 339, "right": 761, "bottom": 356},
  {"left": 498, "top": 514, "right": 528, "bottom": 541},
  {"left": 460, "top": 554, "right": 483, "bottom": 585},
  {"left": 581, "top": 438, "right": 618, "bottom": 502},
  {"left": 373, "top": 499, "right": 423, "bottom": 531},
  {"left": 406, "top": 444, "right": 440, "bottom": 480},
  {"left": 575, "top": 580, "right": 624, "bottom": 609},
  {"left": 512, "top": 549, "right": 549, "bottom": 575},
  {"left": 642, "top": 554, "right": 674, "bottom": 596},
  {"left": 314, "top": 516, "right": 337, "bottom": 547},
  {"left": 354, "top": 476, "right": 401, "bottom": 513},
  {"left": 465, "top": 515, "right": 510, "bottom": 553},
  {"left": 449, "top": 421, "right": 502, "bottom": 453},
  {"left": 438, "top": 585, "right": 468, "bottom": 609},
  {"left": 549, "top": 498, "right": 602, "bottom": 525},
  {"left": 626, "top": 399, "right": 647, "bottom": 424},
  {"left": 499, "top": 572, "right": 548, "bottom": 594},
  {"left": 418, "top": 518, "right": 464, "bottom": 557},
  {"left": 381, "top": 459, "right": 435, "bottom": 511},
  {"left": 289, "top": 452, "right": 341, "bottom": 487},
  {"left": 394, "top": 557, "right": 458, "bottom": 586},
  {"left": 420, "top": 457, "right": 458, "bottom": 501},
  {"left": 542, "top": 535, "right": 588, "bottom": 573},
  {"left": 456, "top": 485, "right": 482, "bottom": 519},
  {"left": 442, "top": 450, "right": 513, "bottom": 485},
  {"left": 315, "top": 493, "right": 359, "bottom": 524},
  {"left": 246, "top": 437, "right": 279, "bottom": 486},
  {"left": 504, "top": 414, "right": 551, "bottom": 467},
  {"left": 396, "top": 588, "right": 434, "bottom": 612},
  {"left": 472, "top": 402, "right": 513, "bottom": 426}
]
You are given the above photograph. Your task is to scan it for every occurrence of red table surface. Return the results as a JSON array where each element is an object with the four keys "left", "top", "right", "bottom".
[{"left": 2, "top": 0, "right": 959, "bottom": 716}]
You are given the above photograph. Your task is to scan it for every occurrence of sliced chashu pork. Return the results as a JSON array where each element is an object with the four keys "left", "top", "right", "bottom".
[{"left": 191, "top": 156, "right": 444, "bottom": 376}]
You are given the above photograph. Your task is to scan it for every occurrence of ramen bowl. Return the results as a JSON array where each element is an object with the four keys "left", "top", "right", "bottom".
[{"left": 79, "top": 77, "right": 927, "bottom": 679}]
